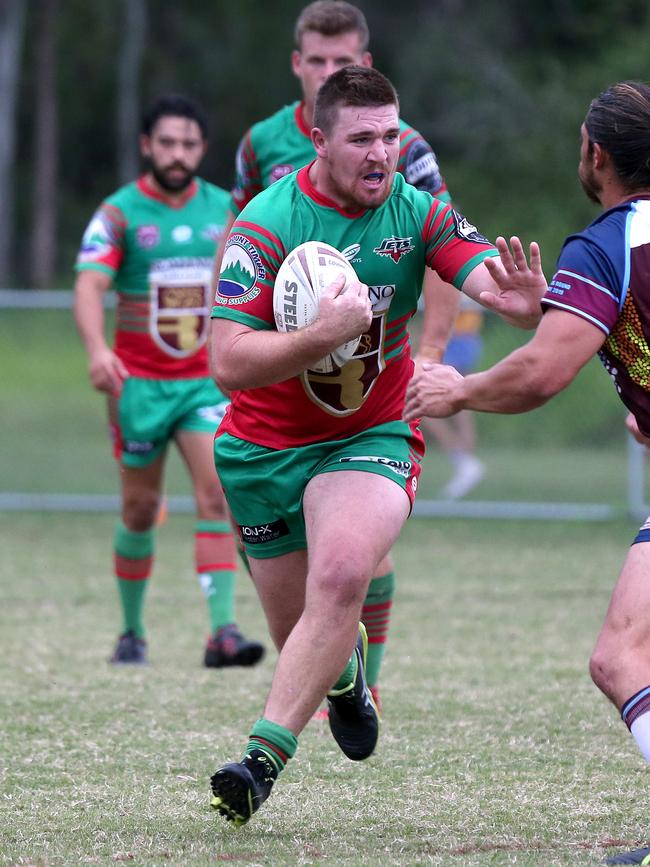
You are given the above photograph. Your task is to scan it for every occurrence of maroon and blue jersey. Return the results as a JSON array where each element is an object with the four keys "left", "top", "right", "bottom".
[{"left": 542, "top": 196, "right": 650, "bottom": 434}]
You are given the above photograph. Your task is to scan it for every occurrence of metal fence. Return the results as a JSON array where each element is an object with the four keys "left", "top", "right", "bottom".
[{"left": 2, "top": 289, "right": 646, "bottom": 522}]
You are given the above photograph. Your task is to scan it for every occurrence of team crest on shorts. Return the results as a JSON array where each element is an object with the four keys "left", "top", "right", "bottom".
[{"left": 215, "top": 235, "right": 264, "bottom": 305}]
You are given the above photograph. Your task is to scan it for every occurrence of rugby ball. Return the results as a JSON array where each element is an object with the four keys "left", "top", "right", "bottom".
[{"left": 273, "top": 240, "right": 363, "bottom": 373}]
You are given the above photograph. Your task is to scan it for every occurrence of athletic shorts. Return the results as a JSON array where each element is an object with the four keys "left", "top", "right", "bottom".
[
  {"left": 110, "top": 376, "right": 229, "bottom": 468},
  {"left": 633, "top": 516, "right": 650, "bottom": 545},
  {"left": 443, "top": 333, "right": 482, "bottom": 375},
  {"left": 214, "top": 420, "right": 425, "bottom": 559}
]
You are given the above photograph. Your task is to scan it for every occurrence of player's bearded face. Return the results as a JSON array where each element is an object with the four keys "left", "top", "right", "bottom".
[
  {"left": 319, "top": 104, "right": 400, "bottom": 210},
  {"left": 141, "top": 116, "right": 206, "bottom": 194}
]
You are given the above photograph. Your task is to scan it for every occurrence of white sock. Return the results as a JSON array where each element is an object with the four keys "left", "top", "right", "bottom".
[{"left": 630, "top": 712, "right": 650, "bottom": 764}]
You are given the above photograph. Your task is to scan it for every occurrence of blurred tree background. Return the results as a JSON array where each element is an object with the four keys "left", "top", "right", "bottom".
[{"left": 6, "top": 0, "right": 649, "bottom": 289}]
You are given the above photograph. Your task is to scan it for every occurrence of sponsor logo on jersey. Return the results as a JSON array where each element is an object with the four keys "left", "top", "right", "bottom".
[
  {"left": 452, "top": 210, "right": 489, "bottom": 244},
  {"left": 136, "top": 224, "right": 160, "bottom": 249},
  {"left": 338, "top": 455, "right": 412, "bottom": 478},
  {"left": 368, "top": 284, "right": 395, "bottom": 312},
  {"left": 373, "top": 236, "right": 414, "bottom": 263},
  {"left": 239, "top": 519, "right": 290, "bottom": 544},
  {"left": 548, "top": 275, "right": 570, "bottom": 296},
  {"left": 78, "top": 211, "right": 115, "bottom": 262},
  {"left": 342, "top": 243, "right": 362, "bottom": 263},
  {"left": 172, "top": 225, "right": 193, "bottom": 243},
  {"left": 202, "top": 224, "right": 223, "bottom": 243},
  {"left": 216, "top": 235, "right": 264, "bottom": 305},
  {"left": 270, "top": 164, "right": 295, "bottom": 184},
  {"left": 404, "top": 139, "right": 443, "bottom": 194}
]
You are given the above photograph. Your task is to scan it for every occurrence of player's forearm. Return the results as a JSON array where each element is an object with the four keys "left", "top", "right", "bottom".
[
  {"left": 73, "top": 278, "right": 110, "bottom": 357},
  {"left": 417, "top": 271, "right": 459, "bottom": 362},
  {"left": 456, "top": 346, "right": 560, "bottom": 414},
  {"left": 211, "top": 322, "right": 345, "bottom": 391}
]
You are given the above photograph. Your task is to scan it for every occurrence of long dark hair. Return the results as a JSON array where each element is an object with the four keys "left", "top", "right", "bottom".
[{"left": 585, "top": 81, "right": 650, "bottom": 191}]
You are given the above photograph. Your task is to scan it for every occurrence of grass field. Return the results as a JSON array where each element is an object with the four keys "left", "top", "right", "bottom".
[
  {"left": 0, "top": 306, "right": 636, "bottom": 510},
  {"left": 2, "top": 511, "right": 649, "bottom": 866}
]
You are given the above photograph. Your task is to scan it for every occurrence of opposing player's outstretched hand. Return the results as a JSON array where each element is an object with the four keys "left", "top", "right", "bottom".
[
  {"left": 403, "top": 361, "right": 465, "bottom": 422},
  {"left": 480, "top": 236, "right": 547, "bottom": 329},
  {"left": 315, "top": 273, "right": 373, "bottom": 348}
]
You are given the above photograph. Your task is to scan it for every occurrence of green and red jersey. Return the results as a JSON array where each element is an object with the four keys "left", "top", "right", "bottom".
[
  {"left": 212, "top": 166, "right": 496, "bottom": 449},
  {"left": 75, "top": 176, "right": 230, "bottom": 379},
  {"left": 231, "top": 101, "right": 451, "bottom": 215}
]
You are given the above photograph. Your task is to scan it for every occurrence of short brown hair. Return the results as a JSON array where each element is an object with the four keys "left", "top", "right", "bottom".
[
  {"left": 585, "top": 81, "right": 650, "bottom": 192},
  {"left": 294, "top": 1, "right": 369, "bottom": 51},
  {"left": 314, "top": 65, "right": 399, "bottom": 135}
]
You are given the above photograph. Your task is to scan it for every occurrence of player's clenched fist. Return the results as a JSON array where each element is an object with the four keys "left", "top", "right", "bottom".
[{"left": 313, "top": 273, "right": 373, "bottom": 348}]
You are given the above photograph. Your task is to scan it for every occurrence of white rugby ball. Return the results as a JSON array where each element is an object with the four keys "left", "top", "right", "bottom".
[{"left": 273, "top": 240, "right": 363, "bottom": 373}]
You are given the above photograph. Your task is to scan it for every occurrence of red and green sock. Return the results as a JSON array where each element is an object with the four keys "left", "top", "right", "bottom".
[
  {"left": 361, "top": 571, "right": 395, "bottom": 687},
  {"left": 113, "top": 521, "right": 155, "bottom": 639},
  {"left": 245, "top": 718, "right": 298, "bottom": 777},
  {"left": 195, "top": 520, "right": 238, "bottom": 632}
]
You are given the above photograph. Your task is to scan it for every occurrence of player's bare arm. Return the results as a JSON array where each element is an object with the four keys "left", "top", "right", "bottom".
[
  {"left": 462, "top": 236, "right": 546, "bottom": 330},
  {"left": 211, "top": 275, "right": 372, "bottom": 391},
  {"left": 403, "top": 308, "right": 605, "bottom": 422},
  {"left": 414, "top": 270, "right": 460, "bottom": 365},
  {"left": 73, "top": 270, "right": 129, "bottom": 395}
]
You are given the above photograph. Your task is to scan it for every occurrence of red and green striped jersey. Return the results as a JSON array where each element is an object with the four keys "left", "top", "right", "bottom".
[
  {"left": 75, "top": 176, "right": 230, "bottom": 379},
  {"left": 231, "top": 101, "right": 450, "bottom": 215},
  {"left": 212, "top": 167, "right": 496, "bottom": 449}
]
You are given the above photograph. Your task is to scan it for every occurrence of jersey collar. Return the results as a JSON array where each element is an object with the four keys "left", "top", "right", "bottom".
[
  {"left": 295, "top": 102, "right": 312, "bottom": 139},
  {"left": 137, "top": 175, "right": 199, "bottom": 208},
  {"left": 297, "top": 163, "right": 367, "bottom": 219}
]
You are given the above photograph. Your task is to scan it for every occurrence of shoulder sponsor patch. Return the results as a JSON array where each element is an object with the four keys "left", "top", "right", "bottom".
[
  {"left": 452, "top": 210, "right": 490, "bottom": 244},
  {"left": 403, "top": 138, "right": 443, "bottom": 194},
  {"left": 270, "top": 164, "right": 295, "bottom": 183},
  {"left": 215, "top": 235, "right": 265, "bottom": 305},
  {"left": 78, "top": 208, "right": 119, "bottom": 262}
]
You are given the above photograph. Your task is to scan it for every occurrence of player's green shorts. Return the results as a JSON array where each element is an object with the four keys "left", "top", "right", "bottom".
[
  {"left": 214, "top": 420, "right": 424, "bottom": 558},
  {"left": 110, "top": 376, "right": 229, "bottom": 468}
]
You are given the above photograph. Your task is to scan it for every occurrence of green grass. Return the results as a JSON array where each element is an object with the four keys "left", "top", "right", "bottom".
[
  {"left": 1, "top": 512, "right": 648, "bottom": 865},
  {"left": 0, "top": 307, "right": 637, "bottom": 509}
]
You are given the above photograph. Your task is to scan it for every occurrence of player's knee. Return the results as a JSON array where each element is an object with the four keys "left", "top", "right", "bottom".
[
  {"left": 589, "top": 647, "right": 609, "bottom": 693},
  {"left": 589, "top": 637, "right": 625, "bottom": 700},
  {"left": 122, "top": 492, "right": 159, "bottom": 532},
  {"left": 194, "top": 485, "right": 229, "bottom": 521},
  {"left": 309, "top": 557, "right": 369, "bottom": 611}
]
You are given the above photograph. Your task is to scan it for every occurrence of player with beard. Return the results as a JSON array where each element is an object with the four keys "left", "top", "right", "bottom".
[
  {"left": 404, "top": 81, "right": 650, "bottom": 866},
  {"left": 73, "top": 94, "right": 265, "bottom": 670},
  {"left": 207, "top": 66, "right": 545, "bottom": 826}
]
